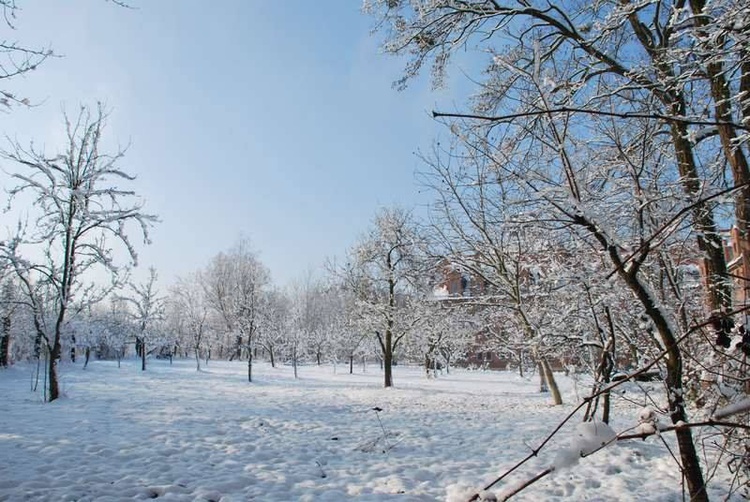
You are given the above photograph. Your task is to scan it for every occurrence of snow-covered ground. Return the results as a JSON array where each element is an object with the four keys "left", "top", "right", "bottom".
[{"left": 0, "top": 359, "right": 741, "bottom": 501}]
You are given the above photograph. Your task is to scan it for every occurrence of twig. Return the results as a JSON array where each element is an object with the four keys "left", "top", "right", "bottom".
[
  {"left": 498, "top": 467, "right": 553, "bottom": 501},
  {"left": 618, "top": 420, "right": 750, "bottom": 440},
  {"left": 494, "top": 419, "right": 750, "bottom": 501},
  {"left": 432, "top": 108, "right": 750, "bottom": 132},
  {"left": 373, "top": 407, "right": 391, "bottom": 452},
  {"left": 467, "top": 328, "right": 696, "bottom": 501},
  {"left": 315, "top": 460, "right": 327, "bottom": 479}
]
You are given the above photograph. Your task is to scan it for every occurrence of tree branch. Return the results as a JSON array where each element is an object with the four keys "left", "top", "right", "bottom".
[{"left": 432, "top": 108, "right": 750, "bottom": 132}]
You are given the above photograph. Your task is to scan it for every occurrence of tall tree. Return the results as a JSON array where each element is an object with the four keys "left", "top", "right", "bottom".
[
  {"left": 350, "top": 207, "right": 428, "bottom": 387},
  {"left": 0, "top": 104, "right": 156, "bottom": 401},
  {"left": 202, "top": 239, "right": 270, "bottom": 381}
]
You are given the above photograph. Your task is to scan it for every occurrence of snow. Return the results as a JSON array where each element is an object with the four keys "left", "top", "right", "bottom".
[
  {"left": 713, "top": 397, "right": 750, "bottom": 420},
  {"left": 432, "top": 285, "right": 450, "bottom": 298},
  {"left": 552, "top": 420, "right": 616, "bottom": 470},
  {"left": 0, "top": 360, "right": 743, "bottom": 501},
  {"left": 638, "top": 406, "right": 656, "bottom": 422}
]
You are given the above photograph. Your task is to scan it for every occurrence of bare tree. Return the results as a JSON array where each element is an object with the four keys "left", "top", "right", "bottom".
[
  {"left": 257, "top": 288, "right": 290, "bottom": 368},
  {"left": 421, "top": 148, "right": 575, "bottom": 403},
  {"left": 0, "top": 1, "right": 134, "bottom": 111},
  {"left": 0, "top": 104, "right": 156, "bottom": 401},
  {"left": 405, "top": 299, "right": 475, "bottom": 378},
  {"left": 202, "top": 239, "right": 270, "bottom": 381},
  {"left": 98, "top": 298, "right": 132, "bottom": 367},
  {"left": 326, "top": 259, "right": 364, "bottom": 371},
  {"left": 349, "top": 207, "right": 428, "bottom": 387},
  {"left": 287, "top": 271, "right": 325, "bottom": 379},
  {"left": 117, "top": 267, "right": 164, "bottom": 371},
  {"left": 321, "top": 276, "right": 369, "bottom": 375},
  {"left": 0, "top": 1, "right": 52, "bottom": 110},
  {"left": 169, "top": 273, "right": 210, "bottom": 371}
]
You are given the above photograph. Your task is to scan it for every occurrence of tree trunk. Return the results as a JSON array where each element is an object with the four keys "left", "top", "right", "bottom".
[
  {"left": 316, "top": 351, "right": 321, "bottom": 366},
  {"left": 601, "top": 391, "right": 610, "bottom": 425},
  {"left": 625, "top": 9, "right": 733, "bottom": 315},
  {"left": 689, "top": 0, "right": 750, "bottom": 307},
  {"left": 247, "top": 349, "right": 253, "bottom": 382},
  {"left": 541, "top": 357, "right": 563, "bottom": 405},
  {"left": 269, "top": 347, "right": 275, "bottom": 368},
  {"left": 0, "top": 315, "right": 10, "bottom": 367},
  {"left": 538, "top": 361, "right": 548, "bottom": 393},
  {"left": 671, "top": 123, "right": 732, "bottom": 313},
  {"left": 668, "top": 354, "right": 708, "bottom": 502},
  {"left": 384, "top": 327, "right": 394, "bottom": 387},
  {"left": 48, "top": 336, "right": 61, "bottom": 401},
  {"left": 83, "top": 347, "right": 91, "bottom": 370},
  {"left": 234, "top": 335, "right": 243, "bottom": 361},
  {"left": 194, "top": 347, "right": 201, "bottom": 371},
  {"left": 0, "top": 335, "right": 10, "bottom": 368},
  {"left": 582, "top": 215, "right": 709, "bottom": 501},
  {"left": 141, "top": 339, "right": 146, "bottom": 371},
  {"left": 34, "top": 332, "right": 41, "bottom": 359}
]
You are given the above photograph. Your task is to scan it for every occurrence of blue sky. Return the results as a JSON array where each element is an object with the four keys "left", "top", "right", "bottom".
[{"left": 1, "top": 1, "right": 462, "bottom": 287}]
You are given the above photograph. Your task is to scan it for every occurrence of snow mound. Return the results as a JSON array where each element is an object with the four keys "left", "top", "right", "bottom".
[{"left": 553, "top": 420, "right": 616, "bottom": 470}]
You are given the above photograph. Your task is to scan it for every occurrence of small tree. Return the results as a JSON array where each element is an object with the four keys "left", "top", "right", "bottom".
[
  {"left": 99, "top": 298, "right": 132, "bottom": 367},
  {"left": 257, "top": 288, "right": 290, "bottom": 368},
  {"left": 170, "top": 273, "right": 209, "bottom": 371},
  {"left": 325, "top": 282, "right": 369, "bottom": 374},
  {"left": 410, "top": 300, "right": 475, "bottom": 377},
  {"left": 203, "top": 239, "right": 269, "bottom": 381},
  {"left": 326, "top": 258, "right": 375, "bottom": 374},
  {"left": 0, "top": 104, "right": 156, "bottom": 401},
  {"left": 287, "top": 272, "right": 325, "bottom": 379},
  {"left": 117, "top": 267, "right": 164, "bottom": 371}
]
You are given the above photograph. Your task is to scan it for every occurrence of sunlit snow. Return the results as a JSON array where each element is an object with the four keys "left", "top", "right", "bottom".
[{"left": 0, "top": 360, "right": 742, "bottom": 501}]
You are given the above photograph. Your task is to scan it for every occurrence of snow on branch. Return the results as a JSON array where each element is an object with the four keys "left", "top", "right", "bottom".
[{"left": 712, "top": 398, "right": 750, "bottom": 421}]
